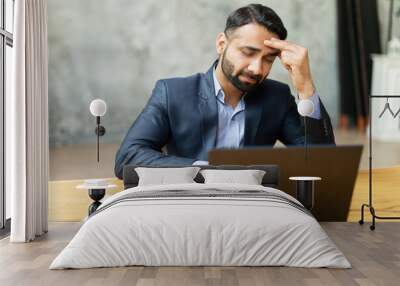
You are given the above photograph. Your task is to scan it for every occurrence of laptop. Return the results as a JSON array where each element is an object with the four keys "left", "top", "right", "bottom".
[{"left": 208, "top": 145, "right": 363, "bottom": 221}]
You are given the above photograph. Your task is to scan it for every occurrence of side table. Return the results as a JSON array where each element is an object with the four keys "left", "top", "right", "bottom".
[{"left": 77, "top": 179, "right": 117, "bottom": 215}]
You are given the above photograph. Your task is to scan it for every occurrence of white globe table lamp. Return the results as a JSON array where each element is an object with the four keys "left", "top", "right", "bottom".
[{"left": 89, "top": 99, "right": 107, "bottom": 162}]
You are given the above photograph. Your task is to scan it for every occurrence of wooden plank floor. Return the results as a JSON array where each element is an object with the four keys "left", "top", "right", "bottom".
[{"left": 0, "top": 222, "right": 399, "bottom": 286}]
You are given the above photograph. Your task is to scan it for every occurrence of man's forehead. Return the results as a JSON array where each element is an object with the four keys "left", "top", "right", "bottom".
[
  {"left": 227, "top": 23, "right": 279, "bottom": 53},
  {"left": 235, "top": 39, "right": 279, "bottom": 55}
]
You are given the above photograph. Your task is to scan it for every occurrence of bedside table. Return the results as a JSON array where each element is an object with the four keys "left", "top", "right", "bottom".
[
  {"left": 289, "top": 176, "right": 321, "bottom": 210},
  {"left": 77, "top": 179, "right": 117, "bottom": 215}
]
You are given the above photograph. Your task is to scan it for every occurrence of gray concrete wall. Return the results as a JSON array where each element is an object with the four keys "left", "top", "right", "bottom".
[{"left": 48, "top": 0, "right": 339, "bottom": 148}]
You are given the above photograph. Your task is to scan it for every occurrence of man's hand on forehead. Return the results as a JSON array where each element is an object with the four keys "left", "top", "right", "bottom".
[
  {"left": 263, "top": 38, "right": 315, "bottom": 100},
  {"left": 263, "top": 38, "right": 307, "bottom": 69},
  {"left": 263, "top": 38, "right": 300, "bottom": 52}
]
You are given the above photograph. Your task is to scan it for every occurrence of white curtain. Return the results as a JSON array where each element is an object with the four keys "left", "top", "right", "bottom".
[{"left": 7, "top": 0, "right": 49, "bottom": 242}]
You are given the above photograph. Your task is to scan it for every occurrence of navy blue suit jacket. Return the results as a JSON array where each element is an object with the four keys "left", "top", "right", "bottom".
[{"left": 114, "top": 63, "right": 335, "bottom": 178}]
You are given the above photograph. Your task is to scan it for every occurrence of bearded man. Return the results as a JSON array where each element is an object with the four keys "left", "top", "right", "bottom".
[{"left": 114, "top": 4, "right": 335, "bottom": 179}]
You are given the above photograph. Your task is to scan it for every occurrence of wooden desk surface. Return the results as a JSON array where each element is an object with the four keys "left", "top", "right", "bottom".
[{"left": 49, "top": 167, "right": 400, "bottom": 222}]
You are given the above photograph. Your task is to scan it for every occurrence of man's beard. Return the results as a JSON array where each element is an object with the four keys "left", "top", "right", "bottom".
[{"left": 220, "top": 49, "right": 264, "bottom": 93}]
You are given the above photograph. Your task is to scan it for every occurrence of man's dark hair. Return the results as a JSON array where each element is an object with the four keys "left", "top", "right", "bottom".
[{"left": 224, "top": 4, "right": 287, "bottom": 40}]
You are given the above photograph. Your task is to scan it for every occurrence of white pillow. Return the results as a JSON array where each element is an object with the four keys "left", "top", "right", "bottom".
[
  {"left": 200, "top": 169, "right": 266, "bottom": 185},
  {"left": 135, "top": 167, "right": 201, "bottom": 186}
]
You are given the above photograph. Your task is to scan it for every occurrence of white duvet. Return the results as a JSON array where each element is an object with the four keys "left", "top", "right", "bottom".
[{"left": 50, "top": 183, "right": 351, "bottom": 269}]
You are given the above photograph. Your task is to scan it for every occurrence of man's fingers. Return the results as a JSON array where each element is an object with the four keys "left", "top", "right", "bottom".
[
  {"left": 279, "top": 50, "right": 301, "bottom": 66},
  {"left": 263, "top": 39, "right": 286, "bottom": 50},
  {"left": 264, "top": 38, "right": 297, "bottom": 52}
]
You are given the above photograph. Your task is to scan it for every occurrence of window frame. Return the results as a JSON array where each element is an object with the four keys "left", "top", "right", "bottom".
[{"left": 0, "top": 0, "right": 14, "bottom": 235}]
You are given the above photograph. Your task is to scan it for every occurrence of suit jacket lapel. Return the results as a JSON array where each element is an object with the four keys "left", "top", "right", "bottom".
[
  {"left": 198, "top": 63, "right": 218, "bottom": 158},
  {"left": 244, "top": 90, "right": 263, "bottom": 145}
]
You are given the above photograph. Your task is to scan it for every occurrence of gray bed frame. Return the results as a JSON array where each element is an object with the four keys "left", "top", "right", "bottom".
[{"left": 123, "top": 165, "right": 280, "bottom": 189}]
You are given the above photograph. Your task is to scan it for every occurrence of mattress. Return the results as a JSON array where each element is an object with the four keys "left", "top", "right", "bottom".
[{"left": 50, "top": 183, "right": 351, "bottom": 269}]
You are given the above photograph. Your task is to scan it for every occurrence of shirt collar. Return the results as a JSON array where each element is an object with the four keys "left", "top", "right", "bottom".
[
  {"left": 212, "top": 64, "right": 224, "bottom": 101},
  {"left": 212, "top": 66, "right": 246, "bottom": 111}
]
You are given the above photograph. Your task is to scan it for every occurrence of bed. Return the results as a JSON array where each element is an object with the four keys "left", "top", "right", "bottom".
[{"left": 50, "top": 165, "right": 351, "bottom": 269}]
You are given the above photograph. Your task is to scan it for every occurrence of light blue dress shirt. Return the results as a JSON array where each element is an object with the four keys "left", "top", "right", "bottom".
[
  {"left": 213, "top": 69, "right": 246, "bottom": 149},
  {"left": 193, "top": 67, "right": 321, "bottom": 165}
]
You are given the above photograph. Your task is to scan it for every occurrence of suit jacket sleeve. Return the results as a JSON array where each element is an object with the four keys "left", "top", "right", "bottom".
[
  {"left": 114, "top": 80, "right": 196, "bottom": 179},
  {"left": 278, "top": 92, "right": 335, "bottom": 146}
]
